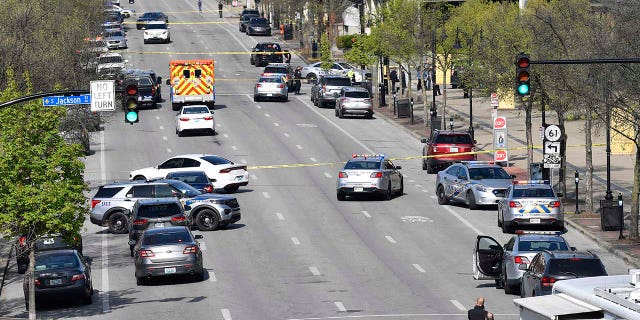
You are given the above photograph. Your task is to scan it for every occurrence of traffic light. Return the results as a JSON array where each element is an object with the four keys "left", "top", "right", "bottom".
[
  {"left": 123, "top": 83, "right": 139, "bottom": 124},
  {"left": 515, "top": 53, "right": 531, "bottom": 96}
]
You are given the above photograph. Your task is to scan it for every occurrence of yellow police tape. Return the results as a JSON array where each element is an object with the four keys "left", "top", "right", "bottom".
[
  {"left": 123, "top": 21, "right": 226, "bottom": 25},
  {"left": 122, "top": 51, "right": 296, "bottom": 55},
  {"left": 246, "top": 143, "right": 607, "bottom": 170}
]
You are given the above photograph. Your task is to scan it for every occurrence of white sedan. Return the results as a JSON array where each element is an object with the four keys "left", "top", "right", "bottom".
[
  {"left": 300, "top": 61, "right": 369, "bottom": 83},
  {"left": 129, "top": 154, "right": 249, "bottom": 193},
  {"left": 175, "top": 105, "right": 215, "bottom": 136}
]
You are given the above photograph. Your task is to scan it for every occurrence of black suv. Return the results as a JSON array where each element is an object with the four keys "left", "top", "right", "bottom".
[
  {"left": 519, "top": 250, "right": 607, "bottom": 297},
  {"left": 136, "top": 12, "right": 169, "bottom": 29},
  {"left": 16, "top": 233, "right": 83, "bottom": 274},
  {"left": 127, "top": 198, "right": 189, "bottom": 256},
  {"left": 117, "top": 69, "right": 162, "bottom": 103},
  {"left": 250, "top": 42, "right": 283, "bottom": 67}
]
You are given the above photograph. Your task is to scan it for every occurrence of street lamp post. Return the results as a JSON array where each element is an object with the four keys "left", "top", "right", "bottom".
[
  {"left": 618, "top": 193, "right": 624, "bottom": 240},
  {"left": 574, "top": 170, "right": 580, "bottom": 214}
]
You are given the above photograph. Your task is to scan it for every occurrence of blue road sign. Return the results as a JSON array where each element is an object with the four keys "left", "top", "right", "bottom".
[{"left": 43, "top": 94, "right": 91, "bottom": 107}]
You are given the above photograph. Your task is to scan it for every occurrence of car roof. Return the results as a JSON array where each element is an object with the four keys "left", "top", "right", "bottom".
[
  {"left": 543, "top": 250, "right": 598, "bottom": 259},
  {"left": 266, "top": 63, "right": 289, "bottom": 67},
  {"left": 143, "top": 226, "right": 190, "bottom": 235},
  {"left": 181, "top": 105, "right": 210, "bottom": 109},
  {"left": 322, "top": 75, "right": 350, "bottom": 80},
  {"left": 434, "top": 130, "right": 472, "bottom": 136},
  {"left": 458, "top": 161, "right": 503, "bottom": 169},
  {"left": 136, "top": 197, "right": 181, "bottom": 205},
  {"left": 166, "top": 170, "right": 207, "bottom": 176},
  {"left": 516, "top": 234, "right": 567, "bottom": 242},
  {"left": 342, "top": 86, "right": 368, "bottom": 92},
  {"left": 349, "top": 154, "right": 385, "bottom": 161},
  {"left": 35, "top": 249, "right": 77, "bottom": 257},
  {"left": 99, "top": 52, "right": 123, "bottom": 58}
]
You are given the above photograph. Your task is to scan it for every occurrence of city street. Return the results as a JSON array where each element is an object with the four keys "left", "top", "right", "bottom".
[{"left": 0, "top": 1, "right": 633, "bottom": 319}]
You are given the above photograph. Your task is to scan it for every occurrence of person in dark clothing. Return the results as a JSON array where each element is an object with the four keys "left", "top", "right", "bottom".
[
  {"left": 432, "top": 67, "right": 441, "bottom": 95},
  {"left": 283, "top": 50, "right": 291, "bottom": 64},
  {"left": 218, "top": 2, "right": 223, "bottom": 18},
  {"left": 468, "top": 297, "right": 489, "bottom": 320},
  {"left": 401, "top": 70, "right": 406, "bottom": 95},
  {"left": 294, "top": 66, "right": 302, "bottom": 95},
  {"left": 390, "top": 68, "right": 398, "bottom": 94}
]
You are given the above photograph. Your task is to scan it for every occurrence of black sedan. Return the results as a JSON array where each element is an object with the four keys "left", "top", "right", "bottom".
[
  {"left": 23, "top": 249, "right": 93, "bottom": 309},
  {"left": 246, "top": 17, "right": 271, "bottom": 36},
  {"left": 136, "top": 12, "right": 169, "bottom": 30},
  {"left": 166, "top": 171, "right": 214, "bottom": 193},
  {"left": 239, "top": 14, "right": 259, "bottom": 32}
]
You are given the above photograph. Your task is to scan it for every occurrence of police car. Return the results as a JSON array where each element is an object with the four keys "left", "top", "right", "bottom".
[
  {"left": 498, "top": 180, "right": 564, "bottom": 233},
  {"left": 435, "top": 161, "right": 513, "bottom": 209},
  {"left": 473, "top": 231, "right": 574, "bottom": 295},
  {"left": 336, "top": 154, "right": 403, "bottom": 201}
]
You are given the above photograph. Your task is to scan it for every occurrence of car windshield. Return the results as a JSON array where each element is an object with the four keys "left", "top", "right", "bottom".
[
  {"left": 35, "top": 253, "right": 79, "bottom": 271},
  {"left": 517, "top": 241, "right": 568, "bottom": 252},
  {"left": 136, "top": 77, "right": 152, "bottom": 86},
  {"left": 512, "top": 187, "right": 555, "bottom": 198},
  {"left": 326, "top": 78, "right": 351, "bottom": 86},
  {"left": 98, "top": 56, "right": 123, "bottom": 64},
  {"left": 548, "top": 259, "right": 606, "bottom": 277},
  {"left": 338, "top": 62, "right": 355, "bottom": 69},
  {"left": 137, "top": 203, "right": 182, "bottom": 218},
  {"left": 434, "top": 134, "right": 473, "bottom": 144},
  {"left": 260, "top": 44, "right": 281, "bottom": 52},
  {"left": 250, "top": 18, "right": 268, "bottom": 25},
  {"left": 143, "top": 231, "right": 191, "bottom": 246},
  {"left": 183, "top": 106, "right": 209, "bottom": 114},
  {"left": 259, "top": 77, "right": 283, "bottom": 83},
  {"left": 468, "top": 167, "right": 512, "bottom": 180},
  {"left": 105, "top": 30, "right": 124, "bottom": 37},
  {"left": 344, "top": 161, "right": 380, "bottom": 170},
  {"left": 264, "top": 67, "right": 287, "bottom": 74},
  {"left": 345, "top": 91, "right": 369, "bottom": 98},
  {"left": 242, "top": 14, "right": 258, "bottom": 21},
  {"left": 146, "top": 23, "right": 167, "bottom": 29},
  {"left": 201, "top": 155, "right": 232, "bottom": 165},
  {"left": 142, "top": 12, "right": 159, "bottom": 18},
  {"left": 167, "top": 180, "right": 203, "bottom": 197}
]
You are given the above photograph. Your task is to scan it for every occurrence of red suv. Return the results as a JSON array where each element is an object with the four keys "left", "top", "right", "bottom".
[{"left": 421, "top": 130, "right": 476, "bottom": 173}]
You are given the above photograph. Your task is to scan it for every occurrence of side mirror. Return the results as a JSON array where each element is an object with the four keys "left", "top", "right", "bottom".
[
  {"left": 128, "top": 240, "right": 136, "bottom": 246},
  {"left": 570, "top": 246, "right": 577, "bottom": 251},
  {"left": 420, "top": 138, "right": 428, "bottom": 143},
  {"left": 511, "top": 175, "right": 517, "bottom": 179},
  {"left": 84, "top": 256, "right": 93, "bottom": 265},
  {"left": 557, "top": 193, "right": 564, "bottom": 198},
  {"left": 125, "top": 194, "right": 132, "bottom": 198},
  {"left": 474, "top": 140, "right": 477, "bottom": 144},
  {"left": 165, "top": 79, "right": 170, "bottom": 85},
  {"left": 518, "top": 264, "right": 529, "bottom": 271},
  {"left": 184, "top": 205, "right": 192, "bottom": 211},
  {"left": 157, "top": 76, "right": 162, "bottom": 84},
  {"left": 124, "top": 59, "right": 129, "bottom": 63},
  {"left": 395, "top": 166, "right": 402, "bottom": 170},
  {"left": 194, "top": 234, "right": 204, "bottom": 240}
]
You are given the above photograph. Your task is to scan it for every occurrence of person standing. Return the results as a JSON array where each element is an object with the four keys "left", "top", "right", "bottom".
[
  {"left": 432, "top": 67, "right": 441, "bottom": 95},
  {"left": 416, "top": 67, "right": 422, "bottom": 91},
  {"left": 424, "top": 66, "right": 431, "bottom": 90},
  {"left": 198, "top": 0, "right": 202, "bottom": 12},
  {"left": 218, "top": 1, "right": 223, "bottom": 18},
  {"left": 294, "top": 66, "right": 302, "bottom": 95},
  {"left": 468, "top": 297, "right": 489, "bottom": 320},
  {"left": 390, "top": 68, "right": 398, "bottom": 94}
]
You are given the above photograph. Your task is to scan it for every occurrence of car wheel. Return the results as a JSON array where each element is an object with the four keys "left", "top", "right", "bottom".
[
  {"left": 133, "top": 175, "right": 146, "bottom": 181},
  {"left": 365, "top": 113, "right": 373, "bottom": 119},
  {"left": 437, "top": 185, "right": 449, "bottom": 205},
  {"left": 172, "top": 103, "right": 180, "bottom": 111},
  {"left": 250, "top": 57, "right": 254, "bottom": 65},
  {"left": 177, "top": 130, "right": 183, "bottom": 137},
  {"left": 422, "top": 160, "right": 427, "bottom": 170},
  {"left": 306, "top": 74, "right": 316, "bottom": 84},
  {"left": 210, "top": 129, "right": 216, "bottom": 136},
  {"left": 108, "top": 212, "right": 128, "bottom": 234},
  {"left": 337, "top": 191, "right": 346, "bottom": 201},
  {"left": 136, "top": 276, "right": 144, "bottom": 286},
  {"left": 398, "top": 179, "right": 404, "bottom": 196},
  {"left": 82, "top": 287, "right": 93, "bottom": 305},
  {"left": 503, "top": 271, "right": 514, "bottom": 295},
  {"left": 194, "top": 268, "right": 205, "bottom": 282},
  {"left": 384, "top": 183, "right": 392, "bottom": 201},
  {"left": 18, "top": 263, "right": 27, "bottom": 274},
  {"left": 426, "top": 160, "right": 436, "bottom": 174},
  {"left": 223, "top": 185, "right": 240, "bottom": 193},
  {"left": 253, "top": 95, "right": 259, "bottom": 102},
  {"left": 467, "top": 191, "right": 478, "bottom": 210},
  {"left": 195, "top": 209, "right": 220, "bottom": 231},
  {"left": 319, "top": 101, "right": 325, "bottom": 108},
  {"left": 143, "top": 40, "right": 147, "bottom": 44}
]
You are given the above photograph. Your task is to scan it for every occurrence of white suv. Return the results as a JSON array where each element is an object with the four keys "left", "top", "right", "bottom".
[{"left": 143, "top": 21, "right": 170, "bottom": 44}]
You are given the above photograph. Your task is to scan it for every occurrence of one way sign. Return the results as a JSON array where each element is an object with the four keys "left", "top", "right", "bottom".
[{"left": 544, "top": 141, "right": 561, "bottom": 154}]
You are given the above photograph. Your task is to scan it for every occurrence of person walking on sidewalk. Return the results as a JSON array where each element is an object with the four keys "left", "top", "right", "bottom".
[
  {"left": 468, "top": 297, "right": 491, "bottom": 320},
  {"left": 432, "top": 67, "right": 441, "bottom": 96},
  {"left": 218, "top": 1, "right": 223, "bottom": 18},
  {"left": 390, "top": 68, "right": 399, "bottom": 94},
  {"left": 417, "top": 67, "right": 423, "bottom": 91},
  {"left": 198, "top": 0, "right": 203, "bottom": 12}
]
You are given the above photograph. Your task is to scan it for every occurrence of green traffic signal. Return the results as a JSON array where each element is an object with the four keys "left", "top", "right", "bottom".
[
  {"left": 518, "top": 83, "right": 530, "bottom": 95},
  {"left": 126, "top": 110, "right": 138, "bottom": 123}
]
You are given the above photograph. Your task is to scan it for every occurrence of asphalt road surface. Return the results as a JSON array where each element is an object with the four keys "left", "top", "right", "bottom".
[{"left": 0, "top": 1, "right": 632, "bottom": 319}]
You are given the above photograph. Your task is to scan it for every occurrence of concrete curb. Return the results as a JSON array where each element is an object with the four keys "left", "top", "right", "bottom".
[{"left": 565, "top": 217, "right": 640, "bottom": 268}]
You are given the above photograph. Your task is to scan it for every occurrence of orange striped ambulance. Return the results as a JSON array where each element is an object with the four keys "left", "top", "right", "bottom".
[{"left": 168, "top": 59, "right": 216, "bottom": 110}]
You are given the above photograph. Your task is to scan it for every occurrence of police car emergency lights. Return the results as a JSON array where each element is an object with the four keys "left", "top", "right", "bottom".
[
  {"left": 513, "top": 180, "right": 551, "bottom": 185},
  {"left": 351, "top": 154, "right": 385, "bottom": 159}
]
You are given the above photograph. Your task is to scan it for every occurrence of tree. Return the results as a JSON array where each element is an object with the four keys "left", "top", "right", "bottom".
[
  {"left": 320, "top": 33, "right": 333, "bottom": 70},
  {"left": 344, "top": 35, "right": 377, "bottom": 70},
  {"left": 0, "top": 71, "right": 88, "bottom": 318}
]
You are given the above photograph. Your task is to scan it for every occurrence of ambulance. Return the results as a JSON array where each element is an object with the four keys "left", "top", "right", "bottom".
[{"left": 168, "top": 59, "right": 215, "bottom": 111}]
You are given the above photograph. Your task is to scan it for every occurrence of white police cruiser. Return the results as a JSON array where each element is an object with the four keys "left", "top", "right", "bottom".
[{"left": 336, "top": 154, "right": 403, "bottom": 201}]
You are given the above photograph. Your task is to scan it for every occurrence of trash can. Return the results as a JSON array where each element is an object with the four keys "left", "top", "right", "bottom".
[
  {"left": 396, "top": 98, "right": 410, "bottom": 118},
  {"left": 311, "top": 41, "right": 318, "bottom": 59},
  {"left": 600, "top": 199, "right": 622, "bottom": 231}
]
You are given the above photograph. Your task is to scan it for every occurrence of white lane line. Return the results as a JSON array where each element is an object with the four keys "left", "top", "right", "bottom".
[
  {"left": 275, "top": 212, "right": 284, "bottom": 220},
  {"left": 408, "top": 179, "right": 415, "bottom": 183},
  {"left": 159, "top": 125, "right": 165, "bottom": 130},
  {"left": 415, "top": 184, "right": 422, "bottom": 188},
  {"left": 297, "top": 97, "right": 374, "bottom": 153},
  {"left": 296, "top": 144, "right": 303, "bottom": 150},
  {"left": 334, "top": 301, "right": 347, "bottom": 312},
  {"left": 385, "top": 236, "right": 397, "bottom": 244},
  {"left": 99, "top": 132, "right": 110, "bottom": 313},
  {"left": 308, "top": 266, "right": 321, "bottom": 276},
  {"left": 413, "top": 264, "right": 426, "bottom": 273},
  {"left": 323, "top": 172, "right": 332, "bottom": 178},
  {"left": 240, "top": 159, "right": 247, "bottom": 164},
  {"left": 283, "top": 132, "right": 290, "bottom": 137},
  {"left": 167, "top": 148, "right": 172, "bottom": 153},
  {"left": 430, "top": 195, "right": 437, "bottom": 199},
  {"left": 450, "top": 300, "right": 466, "bottom": 311},
  {"left": 209, "top": 269, "right": 217, "bottom": 282},
  {"left": 443, "top": 205, "right": 483, "bottom": 235},
  {"left": 199, "top": 242, "right": 207, "bottom": 251},
  {"left": 291, "top": 237, "right": 300, "bottom": 245},
  {"left": 162, "top": 136, "right": 168, "bottom": 141},
  {"left": 361, "top": 210, "right": 371, "bottom": 218},
  {"left": 256, "top": 105, "right": 262, "bottom": 109},
  {"left": 221, "top": 309, "right": 232, "bottom": 320},
  {"left": 250, "top": 174, "right": 257, "bottom": 180},
  {"left": 231, "top": 146, "right": 238, "bottom": 151},
  {"left": 262, "top": 192, "right": 271, "bottom": 199},
  {"left": 223, "top": 133, "right": 229, "bottom": 138},
  {"left": 155, "top": 116, "right": 160, "bottom": 120},
  {"left": 265, "top": 113, "right": 271, "bottom": 117},
  {"left": 309, "top": 157, "right": 317, "bottom": 162},
  {"left": 422, "top": 189, "right": 429, "bottom": 193},
  {"left": 274, "top": 122, "right": 280, "bottom": 127}
]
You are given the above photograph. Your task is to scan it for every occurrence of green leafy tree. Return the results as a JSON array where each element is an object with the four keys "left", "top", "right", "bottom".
[
  {"left": 0, "top": 71, "right": 88, "bottom": 318},
  {"left": 320, "top": 33, "right": 333, "bottom": 70},
  {"left": 344, "top": 35, "right": 377, "bottom": 70}
]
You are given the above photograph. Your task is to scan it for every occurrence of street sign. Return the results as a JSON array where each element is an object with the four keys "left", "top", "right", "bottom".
[
  {"left": 496, "top": 131, "right": 507, "bottom": 148},
  {"left": 90, "top": 80, "right": 116, "bottom": 112},
  {"left": 544, "top": 141, "right": 561, "bottom": 154},
  {"left": 493, "top": 116, "right": 507, "bottom": 130},
  {"left": 495, "top": 149, "right": 508, "bottom": 162},
  {"left": 42, "top": 95, "right": 90, "bottom": 107},
  {"left": 544, "top": 124, "right": 562, "bottom": 142},
  {"left": 490, "top": 92, "right": 499, "bottom": 107},
  {"left": 543, "top": 153, "right": 561, "bottom": 168}
]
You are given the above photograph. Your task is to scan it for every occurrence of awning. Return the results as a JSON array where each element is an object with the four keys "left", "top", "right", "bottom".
[{"left": 513, "top": 293, "right": 604, "bottom": 319}]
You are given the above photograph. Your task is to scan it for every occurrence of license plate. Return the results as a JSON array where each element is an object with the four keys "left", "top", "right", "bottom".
[
  {"left": 267, "top": 93, "right": 273, "bottom": 96},
  {"left": 164, "top": 267, "right": 176, "bottom": 274},
  {"left": 236, "top": 175, "right": 244, "bottom": 181},
  {"left": 450, "top": 147, "right": 458, "bottom": 152},
  {"left": 154, "top": 223, "right": 164, "bottom": 228},
  {"left": 194, "top": 119, "right": 201, "bottom": 122},
  {"left": 354, "top": 187, "right": 364, "bottom": 192},
  {"left": 50, "top": 278, "right": 62, "bottom": 285},
  {"left": 530, "top": 218, "right": 541, "bottom": 224},
  {"left": 43, "top": 238, "right": 55, "bottom": 245}
]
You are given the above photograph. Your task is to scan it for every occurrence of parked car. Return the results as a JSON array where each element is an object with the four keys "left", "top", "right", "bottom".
[
  {"left": 435, "top": 161, "right": 513, "bottom": 209},
  {"left": 420, "top": 130, "right": 476, "bottom": 174},
  {"left": 239, "top": 13, "right": 259, "bottom": 32},
  {"left": 250, "top": 42, "right": 283, "bottom": 67},
  {"left": 240, "top": 8, "right": 259, "bottom": 17},
  {"left": 335, "top": 86, "right": 373, "bottom": 118},
  {"left": 254, "top": 75, "right": 288, "bottom": 102},
  {"left": 245, "top": 17, "right": 271, "bottom": 36},
  {"left": 132, "top": 226, "right": 204, "bottom": 285},
  {"left": 103, "top": 29, "right": 127, "bottom": 50},
  {"left": 165, "top": 171, "right": 214, "bottom": 193},
  {"left": 301, "top": 61, "right": 370, "bottom": 83},
  {"left": 136, "top": 12, "right": 169, "bottom": 29},
  {"left": 313, "top": 75, "right": 352, "bottom": 108},
  {"left": 498, "top": 180, "right": 564, "bottom": 233},
  {"left": 23, "top": 249, "right": 93, "bottom": 309},
  {"left": 262, "top": 63, "right": 294, "bottom": 90},
  {"left": 127, "top": 198, "right": 190, "bottom": 257},
  {"left": 16, "top": 233, "right": 83, "bottom": 274}
]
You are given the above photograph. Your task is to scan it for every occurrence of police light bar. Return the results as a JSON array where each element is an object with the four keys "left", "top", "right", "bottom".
[
  {"left": 515, "top": 230, "right": 562, "bottom": 236},
  {"left": 513, "top": 180, "right": 550, "bottom": 185},
  {"left": 351, "top": 154, "right": 385, "bottom": 159},
  {"left": 461, "top": 161, "right": 495, "bottom": 165}
]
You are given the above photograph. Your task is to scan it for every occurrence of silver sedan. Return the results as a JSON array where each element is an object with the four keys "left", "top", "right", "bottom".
[
  {"left": 498, "top": 180, "right": 564, "bottom": 233},
  {"left": 133, "top": 226, "right": 204, "bottom": 285},
  {"left": 253, "top": 76, "right": 288, "bottom": 102}
]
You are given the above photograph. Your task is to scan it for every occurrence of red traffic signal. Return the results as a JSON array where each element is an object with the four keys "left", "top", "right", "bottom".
[
  {"left": 125, "top": 84, "right": 138, "bottom": 96},
  {"left": 517, "top": 56, "right": 530, "bottom": 68}
]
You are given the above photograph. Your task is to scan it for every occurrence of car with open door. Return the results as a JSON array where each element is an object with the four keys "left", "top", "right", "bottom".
[{"left": 473, "top": 235, "right": 503, "bottom": 286}]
